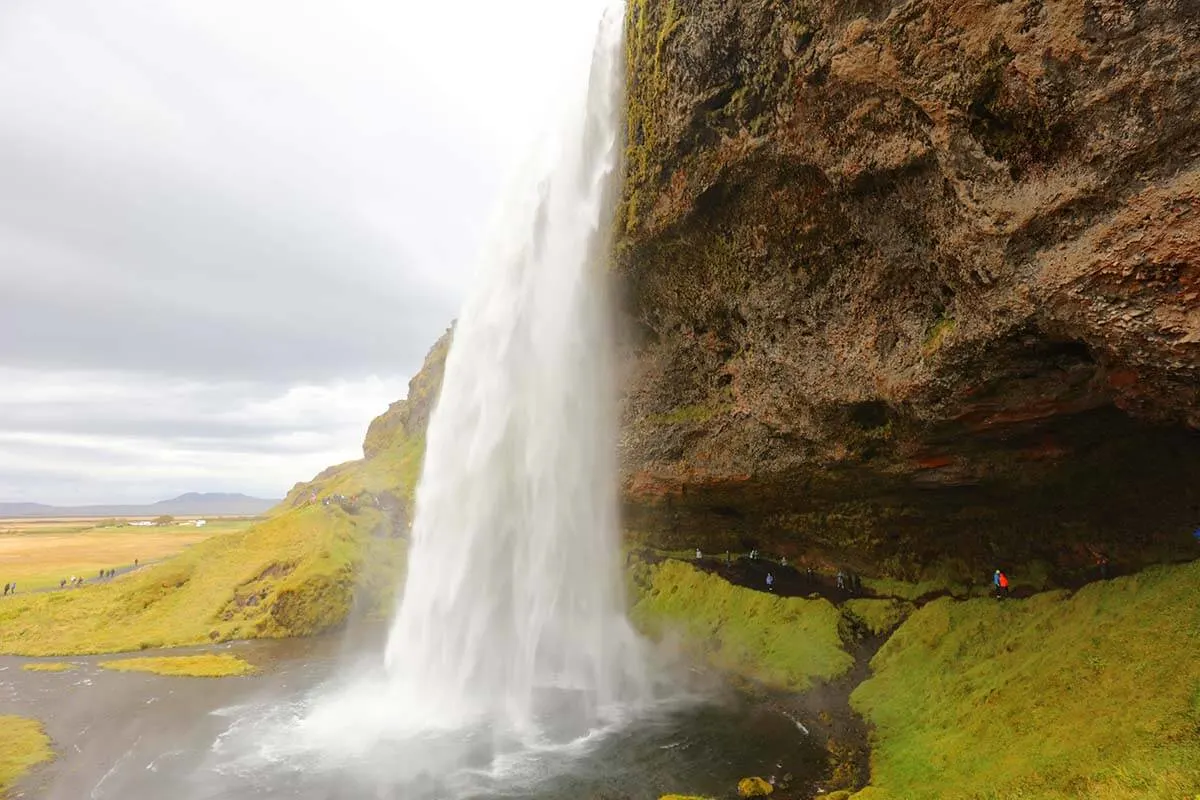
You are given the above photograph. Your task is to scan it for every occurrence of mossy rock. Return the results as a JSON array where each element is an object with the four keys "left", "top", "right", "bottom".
[{"left": 737, "top": 776, "right": 774, "bottom": 797}]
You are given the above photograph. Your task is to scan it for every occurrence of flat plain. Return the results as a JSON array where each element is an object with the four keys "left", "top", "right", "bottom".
[{"left": 0, "top": 517, "right": 255, "bottom": 592}]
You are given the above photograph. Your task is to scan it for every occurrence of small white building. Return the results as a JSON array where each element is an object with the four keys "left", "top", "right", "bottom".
[{"left": 194, "top": 519, "right": 207, "bottom": 527}]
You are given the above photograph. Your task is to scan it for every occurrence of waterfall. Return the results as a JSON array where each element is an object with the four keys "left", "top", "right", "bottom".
[{"left": 381, "top": 0, "right": 648, "bottom": 737}]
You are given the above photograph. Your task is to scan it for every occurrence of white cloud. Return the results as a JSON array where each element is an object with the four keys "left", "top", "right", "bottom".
[
  {"left": 0, "top": 0, "right": 615, "bottom": 503},
  {"left": 0, "top": 369, "right": 407, "bottom": 504}
]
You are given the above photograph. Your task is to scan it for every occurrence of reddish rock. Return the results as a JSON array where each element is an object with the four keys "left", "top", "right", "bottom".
[{"left": 616, "top": 0, "right": 1200, "bottom": 575}]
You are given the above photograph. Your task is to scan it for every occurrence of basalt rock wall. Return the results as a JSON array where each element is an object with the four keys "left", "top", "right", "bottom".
[{"left": 616, "top": 0, "right": 1200, "bottom": 577}]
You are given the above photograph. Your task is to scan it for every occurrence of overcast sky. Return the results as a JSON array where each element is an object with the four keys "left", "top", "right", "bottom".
[{"left": 0, "top": 0, "right": 610, "bottom": 504}]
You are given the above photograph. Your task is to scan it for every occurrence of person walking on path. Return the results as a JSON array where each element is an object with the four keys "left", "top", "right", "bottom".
[
  {"left": 836, "top": 571, "right": 846, "bottom": 590},
  {"left": 695, "top": 548, "right": 702, "bottom": 560},
  {"left": 994, "top": 570, "right": 1010, "bottom": 598},
  {"left": 3, "top": 583, "right": 8, "bottom": 596},
  {"left": 766, "top": 573, "right": 775, "bottom": 592}
]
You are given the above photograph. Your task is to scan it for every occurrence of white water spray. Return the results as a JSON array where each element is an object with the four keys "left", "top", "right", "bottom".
[{"left": 382, "top": 1, "right": 647, "bottom": 737}]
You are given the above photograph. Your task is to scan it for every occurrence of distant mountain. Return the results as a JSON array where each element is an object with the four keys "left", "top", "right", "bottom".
[{"left": 0, "top": 493, "right": 278, "bottom": 518}]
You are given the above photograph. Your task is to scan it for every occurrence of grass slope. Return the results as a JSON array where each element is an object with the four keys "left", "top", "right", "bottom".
[
  {"left": 631, "top": 559, "right": 853, "bottom": 691},
  {"left": 0, "top": 520, "right": 251, "bottom": 592},
  {"left": 0, "top": 716, "right": 52, "bottom": 796},
  {"left": 851, "top": 560, "right": 1200, "bottom": 800},
  {"left": 0, "top": 505, "right": 404, "bottom": 656},
  {"left": 99, "top": 653, "right": 255, "bottom": 677},
  {"left": 0, "top": 335, "right": 455, "bottom": 658}
]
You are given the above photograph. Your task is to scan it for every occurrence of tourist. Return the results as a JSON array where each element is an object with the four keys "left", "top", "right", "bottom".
[
  {"left": 780, "top": 556, "right": 788, "bottom": 568},
  {"left": 725, "top": 550, "right": 731, "bottom": 565},
  {"left": 836, "top": 570, "right": 846, "bottom": 590},
  {"left": 994, "top": 570, "right": 1010, "bottom": 599},
  {"left": 695, "top": 548, "right": 702, "bottom": 560},
  {"left": 766, "top": 573, "right": 775, "bottom": 592},
  {"left": 60, "top": 579, "right": 66, "bottom": 589},
  {"left": 2, "top": 583, "right": 8, "bottom": 596}
]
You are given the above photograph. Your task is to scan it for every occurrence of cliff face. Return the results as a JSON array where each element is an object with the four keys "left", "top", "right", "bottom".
[
  {"left": 281, "top": 325, "right": 453, "bottom": 527},
  {"left": 617, "top": 0, "right": 1200, "bottom": 575}
]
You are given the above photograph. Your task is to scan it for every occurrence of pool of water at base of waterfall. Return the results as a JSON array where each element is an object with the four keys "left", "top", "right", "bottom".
[{"left": 3, "top": 635, "right": 825, "bottom": 800}]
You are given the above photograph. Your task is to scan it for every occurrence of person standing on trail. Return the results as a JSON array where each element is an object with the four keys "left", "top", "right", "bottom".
[
  {"left": 994, "top": 570, "right": 1011, "bottom": 598},
  {"left": 766, "top": 573, "right": 775, "bottom": 592},
  {"left": 836, "top": 570, "right": 846, "bottom": 590},
  {"left": 695, "top": 548, "right": 702, "bottom": 560},
  {"left": 3, "top": 583, "right": 8, "bottom": 596}
]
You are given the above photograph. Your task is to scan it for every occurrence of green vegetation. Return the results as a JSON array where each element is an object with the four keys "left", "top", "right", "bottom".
[
  {"left": 99, "top": 653, "right": 255, "bottom": 678},
  {"left": 646, "top": 402, "right": 726, "bottom": 426},
  {"left": 860, "top": 576, "right": 967, "bottom": 602},
  {"left": 0, "top": 518, "right": 252, "bottom": 592},
  {"left": 737, "top": 776, "right": 774, "bottom": 797},
  {"left": 0, "top": 715, "right": 52, "bottom": 796},
  {"left": 851, "top": 560, "right": 1200, "bottom": 799},
  {"left": 842, "top": 599, "right": 913, "bottom": 637},
  {"left": 0, "top": 330, "right": 449, "bottom": 657},
  {"left": 0, "top": 505, "right": 405, "bottom": 656},
  {"left": 921, "top": 314, "right": 956, "bottom": 357},
  {"left": 21, "top": 662, "right": 75, "bottom": 673},
  {"left": 630, "top": 559, "right": 853, "bottom": 691}
]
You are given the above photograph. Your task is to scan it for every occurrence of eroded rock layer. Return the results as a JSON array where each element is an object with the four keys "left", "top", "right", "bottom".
[{"left": 616, "top": 0, "right": 1200, "bottom": 575}]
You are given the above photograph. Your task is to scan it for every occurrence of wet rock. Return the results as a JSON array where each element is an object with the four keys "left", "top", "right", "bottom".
[{"left": 617, "top": 0, "right": 1200, "bottom": 575}]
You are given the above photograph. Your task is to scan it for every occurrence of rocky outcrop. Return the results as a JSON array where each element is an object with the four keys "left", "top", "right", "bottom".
[
  {"left": 363, "top": 325, "right": 454, "bottom": 460},
  {"left": 280, "top": 326, "right": 453, "bottom": 521},
  {"left": 617, "top": 0, "right": 1200, "bottom": 576}
]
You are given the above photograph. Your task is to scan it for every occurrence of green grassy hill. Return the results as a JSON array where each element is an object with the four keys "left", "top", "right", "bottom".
[
  {"left": 851, "top": 560, "right": 1200, "bottom": 800},
  {"left": 0, "top": 329, "right": 452, "bottom": 657}
]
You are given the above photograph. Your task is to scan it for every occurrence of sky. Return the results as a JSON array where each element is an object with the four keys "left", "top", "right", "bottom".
[{"left": 0, "top": 0, "right": 611, "bottom": 504}]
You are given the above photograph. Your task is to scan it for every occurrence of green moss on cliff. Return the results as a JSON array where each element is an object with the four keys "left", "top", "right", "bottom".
[
  {"left": 851, "top": 561, "right": 1200, "bottom": 799},
  {"left": 631, "top": 559, "right": 853, "bottom": 691}
]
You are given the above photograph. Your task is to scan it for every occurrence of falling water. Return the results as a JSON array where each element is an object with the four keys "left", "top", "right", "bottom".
[{"left": 382, "top": 0, "right": 648, "bottom": 738}]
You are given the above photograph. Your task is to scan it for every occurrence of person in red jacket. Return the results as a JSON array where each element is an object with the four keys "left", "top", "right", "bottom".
[{"left": 998, "top": 571, "right": 1010, "bottom": 598}]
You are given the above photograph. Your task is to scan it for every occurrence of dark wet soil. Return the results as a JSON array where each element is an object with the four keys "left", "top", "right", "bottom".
[{"left": 690, "top": 556, "right": 872, "bottom": 603}]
